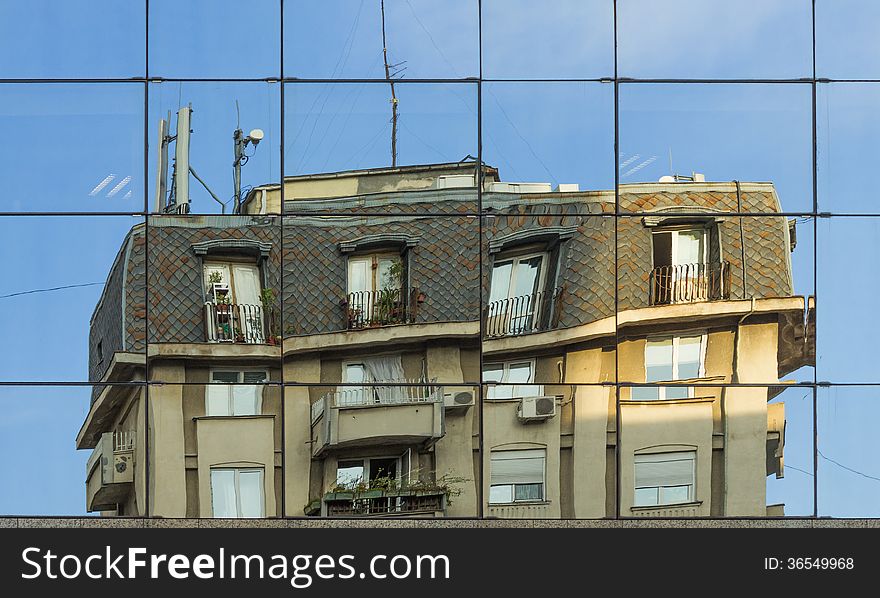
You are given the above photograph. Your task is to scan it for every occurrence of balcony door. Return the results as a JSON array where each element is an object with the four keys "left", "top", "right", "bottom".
[
  {"left": 204, "top": 262, "right": 264, "bottom": 342},
  {"left": 347, "top": 253, "right": 403, "bottom": 327},
  {"left": 488, "top": 252, "right": 546, "bottom": 335},
  {"left": 652, "top": 228, "right": 707, "bottom": 303}
]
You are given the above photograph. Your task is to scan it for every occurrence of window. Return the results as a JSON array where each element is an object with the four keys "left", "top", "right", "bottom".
[
  {"left": 489, "top": 252, "right": 546, "bottom": 304},
  {"left": 651, "top": 227, "right": 712, "bottom": 304},
  {"left": 206, "top": 370, "right": 267, "bottom": 416},
  {"left": 488, "top": 252, "right": 547, "bottom": 335},
  {"left": 631, "top": 334, "right": 705, "bottom": 401},
  {"left": 204, "top": 262, "right": 262, "bottom": 305},
  {"left": 340, "top": 355, "right": 406, "bottom": 405},
  {"left": 203, "top": 262, "right": 265, "bottom": 342},
  {"left": 652, "top": 228, "right": 707, "bottom": 269},
  {"left": 489, "top": 449, "right": 546, "bottom": 504},
  {"left": 347, "top": 253, "right": 402, "bottom": 294},
  {"left": 483, "top": 360, "right": 543, "bottom": 400},
  {"left": 634, "top": 452, "right": 696, "bottom": 507},
  {"left": 210, "top": 467, "right": 264, "bottom": 518},
  {"left": 335, "top": 454, "right": 409, "bottom": 488}
]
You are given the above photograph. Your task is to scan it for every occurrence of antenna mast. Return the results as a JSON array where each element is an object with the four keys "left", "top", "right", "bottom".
[{"left": 381, "top": 0, "right": 398, "bottom": 167}]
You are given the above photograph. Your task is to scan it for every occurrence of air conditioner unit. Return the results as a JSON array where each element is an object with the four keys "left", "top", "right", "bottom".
[
  {"left": 518, "top": 396, "right": 556, "bottom": 422},
  {"left": 443, "top": 388, "right": 475, "bottom": 411},
  {"left": 112, "top": 452, "right": 134, "bottom": 483}
]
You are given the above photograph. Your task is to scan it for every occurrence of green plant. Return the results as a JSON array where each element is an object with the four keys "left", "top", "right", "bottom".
[
  {"left": 207, "top": 271, "right": 223, "bottom": 285},
  {"left": 260, "top": 287, "right": 276, "bottom": 307},
  {"left": 260, "top": 288, "right": 279, "bottom": 337}
]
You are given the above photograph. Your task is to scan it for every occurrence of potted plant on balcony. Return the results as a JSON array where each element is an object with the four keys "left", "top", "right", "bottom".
[{"left": 261, "top": 288, "right": 280, "bottom": 345}]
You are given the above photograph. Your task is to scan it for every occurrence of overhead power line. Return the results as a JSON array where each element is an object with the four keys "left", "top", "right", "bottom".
[{"left": 0, "top": 282, "right": 105, "bottom": 300}]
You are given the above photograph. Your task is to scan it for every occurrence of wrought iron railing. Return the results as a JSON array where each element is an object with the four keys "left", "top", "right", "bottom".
[
  {"left": 343, "top": 288, "right": 416, "bottom": 329},
  {"left": 484, "top": 287, "right": 563, "bottom": 337},
  {"left": 649, "top": 261, "right": 730, "bottom": 305},
  {"left": 324, "top": 490, "right": 446, "bottom": 517},
  {"left": 204, "top": 302, "right": 266, "bottom": 343}
]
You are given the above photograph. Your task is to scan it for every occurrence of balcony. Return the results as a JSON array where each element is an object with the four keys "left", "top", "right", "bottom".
[
  {"left": 649, "top": 261, "right": 730, "bottom": 305},
  {"left": 310, "top": 381, "right": 444, "bottom": 457},
  {"left": 204, "top": 302, "right": 273, "bottom": 344},
  {"left": 320, "top": 489, "right": 447, "bottom": 517},
  {"left": 342, "top": 288, "right": 420, "bottom": 329},
  {"left": 484, "top": 287, "right": 563, "bottom": 338},
  {"left": 630, "top": 502, "right": 703, "bottom": 518},
  {"left": 85, "top": 430, "right": 135, "bottom": 512}
]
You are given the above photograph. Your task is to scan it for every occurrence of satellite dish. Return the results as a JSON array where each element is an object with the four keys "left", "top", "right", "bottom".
[
  {"left": 658, "top": 175, "right": 675, "bottom": 183},
  {"left": 248, "top": 128, "right": 264, "bottom": 145}
]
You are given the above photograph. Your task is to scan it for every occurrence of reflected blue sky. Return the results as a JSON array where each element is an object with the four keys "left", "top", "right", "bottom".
[{"left": 0, "top": 1, "right": 876, "bottom": 517}]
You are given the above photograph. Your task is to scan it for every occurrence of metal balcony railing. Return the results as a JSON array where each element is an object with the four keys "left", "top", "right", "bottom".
[
  {"left": 484, "top": 287, "right": 563, "bottom": 337},
  {"left": 343, "top": 288, "right": 415, "bottom": 329},
  {"left": 204, "top": 302, "right": 266, "bottom": 343},
  {"left": 324, "top": 490, "right": 446, "bottom": 517},
  {"left": 319, "top": 379, "right": 441, "bottom": 410},
  {"left": 112, "top": 430, "right": 135, "bottom": 452},
  {"left": 649, "top": 261, "right": 730, "bottom": 305}
]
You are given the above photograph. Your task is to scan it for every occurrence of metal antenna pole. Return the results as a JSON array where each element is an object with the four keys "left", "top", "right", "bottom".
[
  {"left": 381, "top": 0, "right": 398, "bottom": 167},
  {"left": 233, "top": 127, "right": 244, "bottom": 214}
]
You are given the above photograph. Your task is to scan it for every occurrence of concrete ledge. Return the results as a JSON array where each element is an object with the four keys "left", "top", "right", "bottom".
[
  {"left": 283, "top": 321, "right": 479, "bottom": 356},
  {"left": 148, "top": 343, "right": 282, "bottom": 361},
  {"left": 483, "top": 297, "right": 808, "bottom": 356},
  {"left": 2, "top": 517, "right": 877, "bottom": 528}
]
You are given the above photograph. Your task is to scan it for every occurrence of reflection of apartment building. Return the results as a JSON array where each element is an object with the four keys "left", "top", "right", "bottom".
[{"left": 77, "top": 161, "right": 814, "bottom": 519}]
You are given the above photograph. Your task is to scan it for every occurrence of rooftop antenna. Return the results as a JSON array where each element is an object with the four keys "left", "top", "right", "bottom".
[
  {"left": 381, "top": 0, "right": 399, "bottom": 167},
  {"left": 157, "top": 104, "right": 227, "bottom": 214}
]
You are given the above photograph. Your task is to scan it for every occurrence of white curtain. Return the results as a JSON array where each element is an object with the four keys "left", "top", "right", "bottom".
[{"left": 362, "top": 354, "right": 406, "bottom": 403}]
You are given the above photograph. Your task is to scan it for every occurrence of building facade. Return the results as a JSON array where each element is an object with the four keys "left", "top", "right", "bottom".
[{"left": 78, "top": 162, "right": 813, "bottom": 519}]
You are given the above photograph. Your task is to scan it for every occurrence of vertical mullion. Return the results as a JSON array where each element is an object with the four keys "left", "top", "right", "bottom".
[
  {"left": 612, "top": 0, "right": 621, "bottom": 520},
  {"left": 811, "top": 0, "right": 819, "bottom": 520},
  {"left": 143, "top": 0, "right": 151, "bottom": 520},
  {"left": 477, "top": 0, "right": 485, "bottom": 520},
  {"left": 279, "top": 0, "right": 286, "bottom": 519}
]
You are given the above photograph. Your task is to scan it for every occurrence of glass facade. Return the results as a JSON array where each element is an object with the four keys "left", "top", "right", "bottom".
[{"left": 0, "top": 1, "right": 874, "bottom": 521}]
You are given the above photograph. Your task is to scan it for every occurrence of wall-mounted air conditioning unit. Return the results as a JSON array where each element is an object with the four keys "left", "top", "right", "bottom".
[
  {"left": 443, "top": 388, "right": 475, "bottom": 412},
  {"left": 517, "top": 395, "right": 556, "bottom": 422}
]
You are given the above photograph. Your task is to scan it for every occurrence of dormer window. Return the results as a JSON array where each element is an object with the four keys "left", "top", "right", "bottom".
[
  {"left": 487, "top": 250, "right": 548, "bottom": 336},
  {"left": 203, "top": 261, "right": 265, "bottom": 343},
  {"left": 651, "top": 226, "right": 727, "bottom": 304},
  {"left": 345, "top": 253, "right": 407, "bottom": 328}
]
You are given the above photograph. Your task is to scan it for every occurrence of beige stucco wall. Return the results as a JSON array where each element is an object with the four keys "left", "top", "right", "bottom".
[
  {"left": 619, "top": 399, "right": 715, "bottom": 517},
  {"left": 284, "top": 356, "right": 320, "bottom": 516},
  {"left": 566, "top": 347, "right": 613, "bottom": 518},
  {"left": 195, "top": 416, "right": 277, "bottom": 517},
  {"left": 483, "top": 399, "right": 562, "bottom": 519},
  {"left": 148, "top": 364, "right": 187, "bottom": 517},
  {"left": 724, "top": 321, "right": 777, "bottom": 516},
  {"left": 427, "top": 344, "right": 478, "bottom": 516}
]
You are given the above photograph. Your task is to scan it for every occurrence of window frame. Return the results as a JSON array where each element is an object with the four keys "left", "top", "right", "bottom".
[
  {"left": 637, "top": 332, "right": 708, "bottom": 400},
  {"left": 210, "top": 466, "right": 265, "bottom": 518},
  {"left": 651, "top": 226, "right": 709, "bottom": 268},
  {"left": 206, "top": 368, "right": 268, "bottom": 416},
  {"left": 482, "top": 359, "right": 543, "bottom": 400},
  {"left": 203, "top": 259, "right": 263, "bottom": 305},
  {"left": 334, "top": 454, "right": 408, "bottom": 488},
  {"left": 488, "top": 448, "right": 547, "bottom": 505},
  {"left": 346, "top": 251, "right": 403, "bottom": 295},
  {"left": 489, "top": 249, "right": 549, "bottom": 304},
  {"left": 633, "top": 451, "right": 696, "bottom": 508}
]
